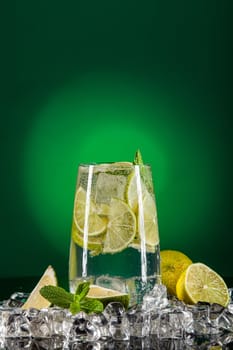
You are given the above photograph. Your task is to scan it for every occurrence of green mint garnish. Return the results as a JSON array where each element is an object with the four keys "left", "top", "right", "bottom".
[
  {"left": 75, "top": 281, "right": 90, "bottom": 299},
  {"left": 40, "top": 281, "right": 103, "bottom": 315},
  {"left": 133, "top": 149, "right": 144, "bottom": 165},
  {"left": 80, "top": 298, "right": 104, "bottom": 313},
  {"left": 69, "top": 300, "right": 81, "bottom": 314},
  {"left": 40, "top": 285, "right": 74, "bottom": 308},
  {"left": 133, "top": 149, "right": 153, "bottom": 192}
]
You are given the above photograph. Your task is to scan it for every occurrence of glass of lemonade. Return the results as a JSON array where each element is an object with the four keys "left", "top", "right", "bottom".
[{"left": 69, "top": 162, "right": 160, "bottom": 304}]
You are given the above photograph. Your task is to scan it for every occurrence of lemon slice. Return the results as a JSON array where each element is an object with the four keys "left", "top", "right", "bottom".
[
  {"left": 161, "top": 250, "right": 192, "bottom": 296},
  {"left": 176, "top": 263, "right": 229, "bottom": 307},
  {"left": 127, "top": 172, "right": 159, "bottom": 248},
  {"left": 71, "top": 221, "right": 104, "bottom": 256},
  {"left": 22, "top": 265, "right": 57, "bottom": 310},
  {"left": 86, "top": 284, "right": 129, "bottom": 308},
  {"left": 74, "top": 187, "right": 107, "bottom": 236},
  {"left": 103, "top": 199, "right": 136, "bottom": 253}
]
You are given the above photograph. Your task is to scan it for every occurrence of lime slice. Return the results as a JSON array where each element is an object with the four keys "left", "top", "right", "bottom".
[
  {"left": 160, "top": 250, "right": 192, "bottom": 296},
  {"left": 176, "top": 263, "right": 229, "bottom": 307},
  {"left": 96, "top": 203, "right": 110, "bottom": 216},
  {"left": 126, "top": 171, "right": 146, "bottom": 213},
  {"left": 86, "top": 284, "right": 129, "bottom": 308},
  {"left": 72, "top": 221, "right": 104, "bottom": 256},
  {"left": 127, "top": 172, "right": 159, "bottom": 248},
  {"left": 22, "top": 266, "right": 57, "bottom": 310},
  {"left": 141, "top": 190, "right": 159, "bottom": 246},
  {"left": 103, "top": 199, "right": 136, "bottom": 254},
  {"left": 74, "top": 187, "right": 107, "bottom": 236}
]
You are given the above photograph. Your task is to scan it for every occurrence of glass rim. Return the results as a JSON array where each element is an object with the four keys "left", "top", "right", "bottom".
[{"left": 78, "top": 162, "right": 151, "bottom": 168}]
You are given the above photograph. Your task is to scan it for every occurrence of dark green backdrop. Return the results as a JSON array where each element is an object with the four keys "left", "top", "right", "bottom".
[{"left": 1, "top": 1, "right": 232, "bottom": 282}]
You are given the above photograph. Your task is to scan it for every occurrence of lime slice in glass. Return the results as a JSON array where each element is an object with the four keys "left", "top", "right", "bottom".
[
  {"left": 127, "top": 173, "right": 159, "bottom": 248},
  {"left": 73, "top": 187, "right": 107, "bottom": 236},
  {"left": 103, "top": 199, "right": 136, "bottom": 254},
  {"left": 72, "top": 222, "right": 104, "bottom": 256}
]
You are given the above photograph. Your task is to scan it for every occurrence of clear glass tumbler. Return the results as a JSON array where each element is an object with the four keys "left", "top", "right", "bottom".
[{"left": 69, "top": 162, "right": 160, "bottom": 304}]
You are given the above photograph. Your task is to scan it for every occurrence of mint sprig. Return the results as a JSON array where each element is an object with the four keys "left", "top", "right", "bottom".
[
  {"left": 133, "top": 149, "right": 153, "bottom": 192},
  {"left": 40, "top": 282, "right": 103, "bottom": 315},
  {"left": 133, "top": 149, "right": 144, "bottom": 166}
]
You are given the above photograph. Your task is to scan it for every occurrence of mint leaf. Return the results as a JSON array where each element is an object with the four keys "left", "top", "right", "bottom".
[
  {"left": 75, "top": 281, "right": 90, "bottom": 300},
  {"left": 80, "top": 298, "right": 104, "bottom": 314},
  {"left": 40, "top": 286, "right": 74, "bottom": 308},
  {"left": 40, "top": 283, "right": 103, "bottom": 315},
  {"left": 133, "top": 149, "right": 144, "bottom": 165},
  {"left": 133, "top": 149, "right": 153, "bottom": 193},
  {"left": 69, "top": 301, "right": 81, "bottom": 315}
]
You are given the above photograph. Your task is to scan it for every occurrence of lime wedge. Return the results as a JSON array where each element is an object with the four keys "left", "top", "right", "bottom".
[
  {"left": 103, "top": 199, "right": 136, "bottom": 254},
  {"left": 176, "top": 263, "right": 229, "bottom": 307},
  {"left": 74, "top": 187, "right": 107, "bottom": 236},
  {"left": 22, "top": 266, "right": 57, "bottom": 310},
  {"left": 86, "top": 284, "right": 129, "bottom": 308}
]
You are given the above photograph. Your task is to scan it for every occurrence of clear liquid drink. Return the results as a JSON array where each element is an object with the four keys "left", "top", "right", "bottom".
[{"left": 69, "top": 162, "right": 160, "bottom": 304}]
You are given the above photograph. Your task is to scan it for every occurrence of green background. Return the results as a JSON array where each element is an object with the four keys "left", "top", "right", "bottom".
[{"left": 1, "top": 1, "right": 232, "bottom": 284}]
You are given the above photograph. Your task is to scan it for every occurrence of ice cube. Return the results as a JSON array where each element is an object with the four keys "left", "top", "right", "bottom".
[
  {"left": 229, "top": 288, "right": 233, "bottom": 303},
  {"left": 89, "top": 313, "right": 110, "bottom": 340},
  {"left": 48, "top": 307, "right": 72, "bottom": 337},
  {"left": 109, "top": 315, "right": 130, "bottom": 341},
  {"left": 3, "top": 308, "right": 30, "bottom": 338},
  {"left": 95, "top": 173, "right": 127, "bottom": 204},
  {"left": 3, "top": 337, "right": 32, "bottom": 350},
  {"left": 187, "top": 303, "right": 211, "bottom": 335},
  {"left": 168, "top": 295, "right": 186, "bottom": 310},
  {"left": 158, "top": 309, "right": 184, "bottom": 339},
  {"left": 217, "top": 309, "right": 233, "bottom": 333},
  {"left": 126, "top": 304, "right": 150, "bottom": 337},
  {"left": 70, "top": 312, "right": 100, "bottom": 342},
  {"left": 142, "top": 284, "right": 168, "bottom": 313},
  {"left": 27, "top": 308, "right": 51, "bottom": 338},
  {"left": 103, "top": 302, "right": 129, "bottom": 341},
  {"left": 227, "top": 289, "right": 233, "bottom": 315},
  {"left": 103, "top": 302, "right": 125, "bottom": 321}
]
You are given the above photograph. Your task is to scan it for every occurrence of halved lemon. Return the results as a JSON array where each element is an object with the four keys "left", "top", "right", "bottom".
[
  {"left": 86, "top": 284, "right": 129, "bottom": 308},
  {"left": 103, "top": 199, "right": 136, "bottom": 254},
  {"left": 161, "top": 250, "right": 192, "bottom": 296},
  {"left": 73, "top": 187, "right": 107, "bottom": 236},
  {"left": 22, "top": 265, "right": 57, "bottom": 310},
  {"left": 176, "top": 263, "right": 229, "bottom": 307}
]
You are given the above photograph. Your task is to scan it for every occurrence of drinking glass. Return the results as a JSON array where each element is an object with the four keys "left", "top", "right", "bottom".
[{"left": 69, "top": 162, "right": 160, "bottom": 304}]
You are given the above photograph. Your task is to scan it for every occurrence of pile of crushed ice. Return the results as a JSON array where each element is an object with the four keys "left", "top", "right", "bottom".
[{"left": 0, "top": 285, "right": 233, "bottom": 349}]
